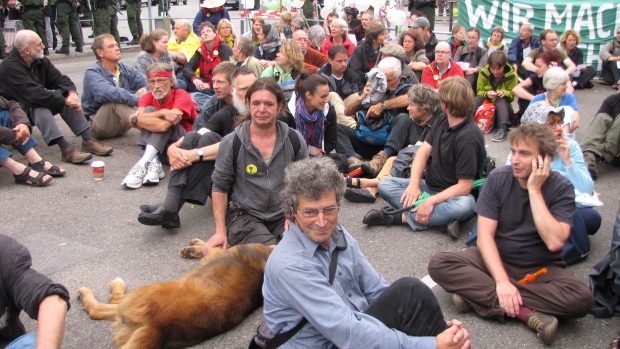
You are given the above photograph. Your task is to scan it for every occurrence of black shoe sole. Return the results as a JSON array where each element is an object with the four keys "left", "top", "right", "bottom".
[
  {"left": 138, "top": 212, "right": 180, "bottom": 229},
  {"left": 344, "top": 188, "right": 376, "bottom": 203}
]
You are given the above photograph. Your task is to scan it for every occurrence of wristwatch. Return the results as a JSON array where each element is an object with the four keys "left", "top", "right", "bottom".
[
  {"left": 196, "top": 148, "right": 204, "bottom": 162},
  {"left": 381, "top": 102, "right": 387, "bottom": 111},
  {"left": 130, "top": 114, "right": 138, "bottom": 127}
]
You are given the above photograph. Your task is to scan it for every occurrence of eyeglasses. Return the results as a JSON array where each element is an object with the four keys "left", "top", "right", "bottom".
[
  {"left": 296, "top": 206, "right": 340, "bottom": 218},
  {"left": 435, "top": 50, "right": 451, "bottom": 55}
]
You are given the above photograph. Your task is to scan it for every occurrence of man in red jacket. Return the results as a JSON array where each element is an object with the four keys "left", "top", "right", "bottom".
[{"left": 293, "top": 30, "right": 329, "bottom": 73}]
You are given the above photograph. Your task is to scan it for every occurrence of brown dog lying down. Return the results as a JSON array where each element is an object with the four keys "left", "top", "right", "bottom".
[{"left": 78, "top": 241, "right": 272, "bottom": 349}]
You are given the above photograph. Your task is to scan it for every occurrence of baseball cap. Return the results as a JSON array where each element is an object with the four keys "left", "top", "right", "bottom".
[{"left": 410, "top": 17, "right": 431, "bottom": 29}]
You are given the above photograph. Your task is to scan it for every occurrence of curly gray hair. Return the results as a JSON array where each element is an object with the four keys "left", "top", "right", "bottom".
[
  {"left": 281, "top": 157, "right": 345, "bottom": 220},
  {"left": 407, "top": 84, "right": 440, "bottom": 120}
]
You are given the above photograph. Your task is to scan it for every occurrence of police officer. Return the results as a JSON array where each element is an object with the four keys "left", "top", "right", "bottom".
[
  {"left": 55, "top": 0, "right": 82, "bottom": 53},
  {"left": 21, "top": 0, "right": 49, "bottom": 55},
  {"left": 126, "top": 0, "right": 142, "bottom": 45},
  {"left": 0, "top": 0, "right": 5, "bottom": 60},
  {"left": 93, "top": 0, "right": 119, "bottom": 43}
]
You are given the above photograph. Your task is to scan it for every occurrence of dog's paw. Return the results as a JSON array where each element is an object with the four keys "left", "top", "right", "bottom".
[
  {"left": 109, "top": 278, "right": 127, "bottom": 292},
  {"left": 188, "top": 238, "right": 205, "bottom": 246},
  {"left": 180, "top": 245, "right": 204, "bottom": 259},
  {"left": 77, "top": 287, "right": 95, "bottom": 303}
]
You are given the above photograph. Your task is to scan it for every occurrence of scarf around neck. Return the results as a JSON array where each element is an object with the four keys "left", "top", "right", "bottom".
[
  {"left": 295, "top": 97, "right": 325, "bottom": 149},
  {"left": 198, "top": 36, "right": 222, "bottom": 81}
]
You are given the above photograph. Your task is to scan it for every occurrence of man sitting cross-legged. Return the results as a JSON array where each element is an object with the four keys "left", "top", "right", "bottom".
[
  {"left": 121, "top": 63, "right": 197, "bottom": 189},
  {"left": 428, "top": 124, "right": 593, "bottom": 345},
  {"left": 338, "top": 57, "right": 412, "bottom": 177},
  {"left": 363, "top": 77, "right": 486, "bottom": 239},
  {"left": 137, "top": 64, "right": 248, "bottom": 228},
  {"left": 260, "top": 156, "right": 471, "bottom": 349}
]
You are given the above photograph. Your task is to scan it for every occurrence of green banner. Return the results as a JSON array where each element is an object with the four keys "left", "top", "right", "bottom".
[{"left": 457, "top": 0, "right": 620, "bottom": 68}]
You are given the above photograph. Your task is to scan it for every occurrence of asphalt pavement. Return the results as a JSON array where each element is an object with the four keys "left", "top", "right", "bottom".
[{"left": 2, "top": 5, "right": 620, "bottom": 349}]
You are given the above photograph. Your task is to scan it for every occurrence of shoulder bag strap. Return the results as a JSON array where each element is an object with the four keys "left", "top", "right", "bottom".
[{"left": 266, "top": 234, "right": 346, "bottom": 349}]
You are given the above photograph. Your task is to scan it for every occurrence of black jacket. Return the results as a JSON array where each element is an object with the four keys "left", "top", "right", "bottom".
[
  {"left": 0, "top": 47, "right": 76, "bottom": 114},
  {"left": 425, "top": 33, "right": 438, "bottom": 63},
  {"left": 318, "top": 63, "right": 362, "bottom": 100},
  {"left": 0, "top": 235, "right": 70, "bottom": 347},
  {"left": 348, "top": 39, "right": 381, "bottom": 87}
]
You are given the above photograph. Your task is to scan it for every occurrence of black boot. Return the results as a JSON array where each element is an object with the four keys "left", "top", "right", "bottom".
[
  {"left": 138, "top": 205, "right": 180, "bottom": 229},
  {"left": 75, "top": 43, "right": 83, "bottom": 53},
  {"left": 55, "top": 46, "right": 70, "bottom": 55},
  {"left": 127, "top": 37, "right": 140, "bottom": 45}
]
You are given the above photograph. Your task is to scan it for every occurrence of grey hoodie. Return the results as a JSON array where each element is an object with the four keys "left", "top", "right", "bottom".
[{"left": 212, "top": 120, "right": 308, "bottom": 222}]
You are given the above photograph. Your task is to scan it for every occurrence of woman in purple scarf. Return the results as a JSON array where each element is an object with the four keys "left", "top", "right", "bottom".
[{"left": 288, "top": 73, "right": 338, "bottom": 157}]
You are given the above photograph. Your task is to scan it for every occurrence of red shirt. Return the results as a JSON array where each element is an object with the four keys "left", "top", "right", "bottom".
[
  {"left": 321, "top": 34, "right": 356, "bottom": 57},
  {"left": 138, "top": 88, "right": 197, "bottom": 132},
  {"left": 421, "top": 60, "right": 464, "bottom": 90}
]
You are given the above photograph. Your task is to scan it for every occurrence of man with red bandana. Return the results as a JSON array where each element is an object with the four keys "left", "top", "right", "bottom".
[
  {"left": 183, "top": 21, "right": 232, "bottom": 110},
  {"left": 121, "top": 63, "right": 197, "bottom": 189}
]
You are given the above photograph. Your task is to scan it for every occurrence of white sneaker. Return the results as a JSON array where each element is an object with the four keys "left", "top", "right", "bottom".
[
  {"left": 143, "top": 158, "right": 165, "bottom": 186},
  {"left": 121, "top": 163, "right": 147, "bottom": 189}
]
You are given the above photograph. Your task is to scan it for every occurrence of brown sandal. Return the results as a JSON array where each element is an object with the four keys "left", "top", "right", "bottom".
[{"left": 14, "top": 166, "right": 53, "bottom": 187}]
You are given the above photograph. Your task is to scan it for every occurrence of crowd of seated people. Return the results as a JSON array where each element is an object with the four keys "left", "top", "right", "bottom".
[{"left": 3, "top": 11, "right": 620, "bottom": 349}]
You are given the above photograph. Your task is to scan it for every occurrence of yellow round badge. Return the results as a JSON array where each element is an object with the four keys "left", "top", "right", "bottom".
[
  {"left": 433, "top": 74, "right": 439, "bottom": 81},
  {"left": 246, "top": 164, "right": 258, "bottom": 175},
  {"left": 213, "top": 50, "right": 219, "bottom": 56}
]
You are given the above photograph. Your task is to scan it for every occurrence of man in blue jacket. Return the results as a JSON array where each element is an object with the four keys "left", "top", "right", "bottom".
[
  {"left": 82, "top": 34, "right": 148, "bottom": 139},
  {"left": 507, "top": 22, "right": 541, "bottom": 79}
]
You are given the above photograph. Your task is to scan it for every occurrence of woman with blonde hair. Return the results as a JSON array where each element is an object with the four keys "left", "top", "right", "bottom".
[
  {"left": 261, "top": 41, "right": 305, "bottom": 100},
  {"left": 217, "top": 19, "right": 236, "bottom": 48},
  {"left": 560, "top": 29, "right": 595, "bottom": 89},
  {"left": 261, "top": 40, "right": 304, "bottom": 83},
  {"left": 132, "top": 29, "right": 173, "bottom": 76}
]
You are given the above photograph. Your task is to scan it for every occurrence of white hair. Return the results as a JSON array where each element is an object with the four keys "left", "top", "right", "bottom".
[
  {"left": 378, "top": 56, "right": 402, "bottom": 78},
  {"left": 521, "top": 22, "right": 534, "bottom": 33},
  {"left": 543, "top": 67, "right": 569, "bottom": 90}
]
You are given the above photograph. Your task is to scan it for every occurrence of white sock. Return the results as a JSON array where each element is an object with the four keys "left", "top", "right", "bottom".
[{"left": 137, "top": 145, "right": 159, "bottom": 166}]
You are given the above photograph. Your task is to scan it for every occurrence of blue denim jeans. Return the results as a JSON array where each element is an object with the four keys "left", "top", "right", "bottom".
[
  {"left": 190, "top": 90, "right": 215, "bottom": 112},
  {"left": 378, "top": 177, "right": 476, "bottom": 231},
  {"left": 6, "top": 332, "right": 36, "bottom": 349},
  {"left": 0, "top": 110, "right": 38, "bottom": 161}
]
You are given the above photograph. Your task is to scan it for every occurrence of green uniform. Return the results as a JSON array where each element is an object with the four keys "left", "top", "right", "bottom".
[
  {"left": 56, "top": 0, "right": 83, "bottom": 50},
  {"left": 0, "top": 2, "right": 5, "bottom": 59},
  {"left": 126, "top": 0, "right": 142, "bottom": 39},
  {"left": 21, "top": 0, "right": 49, "bottom": 50},
  {"left": 93, "top": 0, "right": 119, "bottom": 43}
]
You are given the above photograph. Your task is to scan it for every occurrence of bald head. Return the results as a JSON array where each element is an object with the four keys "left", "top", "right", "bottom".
[
  {"left": 173, "top": 20, "right": 192, "bottom": 40},
  {"left": 14, "top": 30, "right": 39, "bottom": 52},
  {"left": 292, "top": 30, "right": 309, "bottom": 51},
  {"left": 435, "top": 41, "right": 451, "bottom": 65}
]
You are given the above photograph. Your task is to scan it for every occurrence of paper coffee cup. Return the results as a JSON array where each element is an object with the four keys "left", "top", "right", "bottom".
[{"left": 91, "top": 161, "right": 105, "bottom": 180}]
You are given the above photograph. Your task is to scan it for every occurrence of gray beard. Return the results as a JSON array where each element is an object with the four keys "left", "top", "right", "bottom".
[{"left": 232, "top": 93, "right": 248, "bottom": 115}]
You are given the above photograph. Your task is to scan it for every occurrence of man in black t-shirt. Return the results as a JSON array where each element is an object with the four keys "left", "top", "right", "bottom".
[
  {"left": 428, "top": 124, "right": 593, "bottom": 346},
  {"left": 364, "top": 77, "right": 485, "bottom": 238},
  {"left": 581, "top": 90, "right": 620, "bottom": 179}
]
